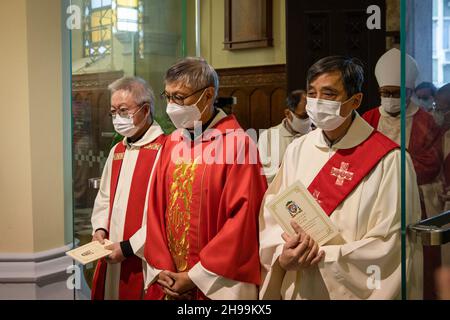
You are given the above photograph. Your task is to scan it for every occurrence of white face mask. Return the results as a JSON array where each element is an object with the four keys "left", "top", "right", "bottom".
[
  {"left": 112, "top": 105, "right": 147, "bottom": 137},
  {"left": 381, "top": 97, "right": 401, "bottom": 114},
  {"left": 288, "top": 111, "right": 311, "bottom": 135},
  {"left": 306, "top": 97, "right": 353, "bottom": 131},
  {"left": 411, "top": 95, "right": 434, "bottom": 110},
  {"left": 166, "top": 89, "right": 208, "bottom": 129}
]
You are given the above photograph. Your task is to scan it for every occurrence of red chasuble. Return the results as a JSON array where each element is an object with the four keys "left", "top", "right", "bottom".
[
  {"left": 363, "top": 107, "right": 443, "bottom": 186},
  {"left": 307, "top": 130, "right": 399, "bottom": 216},
  {"left": 91, "top": 134, "right": 165, "bottom": 300},
  {"left": 144, "top": 115, "right": 268, "bottom": 300}
]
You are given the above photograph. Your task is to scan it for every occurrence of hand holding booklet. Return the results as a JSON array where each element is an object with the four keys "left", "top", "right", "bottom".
[
  {"left": 266, "top": 181, "right": 340, "bottom": 246},
  {"left": 66, "top": 239, "right": 113, "bottom": 265}
]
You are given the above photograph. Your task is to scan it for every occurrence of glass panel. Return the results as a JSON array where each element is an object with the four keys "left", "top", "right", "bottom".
[
  {"left": 404, "top": 0, "right": 450, "bottom": 300},
  {"left": 70, "top": 0, "right": 187, "bottom": 300},
  {"left": 91, "top": 0, "right": 103, "bottom": 9},
  {"left": 444, "top": 0, "right": 450, "bottom": 16},
  {"left": 117, "top": 21, "right": 138, "bottom": 32},
  {"left": 117, "top": 0, "right": 138, "bottom": 7},
  {"left": 117, "top": 7, "right": 138, "bottom": 21},
  {"left": 445, "top": 64, "right": 450, "bottom": 82}
]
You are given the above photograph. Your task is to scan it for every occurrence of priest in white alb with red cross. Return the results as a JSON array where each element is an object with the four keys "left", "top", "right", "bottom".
[
  {"left": 259, "top": 56, "right": 422, "bottom": 299},
  {"left": 90, "top": 77, "right": 166, "bottom": 300}
]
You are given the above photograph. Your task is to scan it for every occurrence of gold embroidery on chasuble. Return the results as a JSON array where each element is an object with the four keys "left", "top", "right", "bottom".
[
  {"left": 166, "top": 160, "right": 199, "bottom": 272},
  {"left": 143, "top": 143, "right": 162, "bottom": 150},
  {"left": 113, "top": 153, "right": 125, "bottom": 161}
]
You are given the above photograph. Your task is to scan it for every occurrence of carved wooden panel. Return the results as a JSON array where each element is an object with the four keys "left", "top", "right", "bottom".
[
  {"left": 217, "top": 65, "right": 287, "bottom": 132},
  {"left": 72, "top": 71, "right": 124, "bottom": 208},
  {"left": 224, "top": 0, "right": 273, "bottom": 50},
  {"left": 286, "top": 0, "right": 387, "bottom": 114},
  {"left": 305, "top": 13, "right": 330, "bottom": 69}
]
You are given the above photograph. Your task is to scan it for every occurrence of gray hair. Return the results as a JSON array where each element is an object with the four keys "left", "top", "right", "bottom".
[
  {"left": 108, "top": 76, "right": 155, "bottom": 116},
  {"left": 165, "top": 57, "right": 219, "bottom": 99}
]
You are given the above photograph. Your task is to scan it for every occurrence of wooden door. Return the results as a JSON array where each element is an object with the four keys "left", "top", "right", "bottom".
[{"left": 286, "top": 0, "right": 387, "bottom": 113}]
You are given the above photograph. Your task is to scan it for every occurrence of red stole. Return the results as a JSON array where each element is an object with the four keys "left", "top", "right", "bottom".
[
  {"left": 91, "top": 135, "right": 165, "bottom": 300},
  {"left": 308, "top": 131, "right": 399, "bottom": 216}
]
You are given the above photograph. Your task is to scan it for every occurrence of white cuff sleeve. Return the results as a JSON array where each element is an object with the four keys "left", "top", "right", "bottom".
[
  {"left": 129, "top": 226, "right": 146, "bottom": 259},
  {"left": 144, "top": 263, "right": 162, "bottom": 290},
  {"left": 188, "top": 262, "right": 258, "bottom": 300}
]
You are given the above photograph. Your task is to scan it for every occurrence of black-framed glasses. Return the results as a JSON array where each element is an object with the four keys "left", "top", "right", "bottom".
[
  {"left": 108, "top": 103, "right": 146, "bottom": 119},
  {"left": 160, "top": 86, "right": 209, "bottom": 106},
  {"left": 379, "top": 90, "right": 401, "bottom": 98}
]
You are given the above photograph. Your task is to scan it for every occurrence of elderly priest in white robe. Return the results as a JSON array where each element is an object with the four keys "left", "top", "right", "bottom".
[
  {"left": 90, "top": 77, "right": 166, "bottom": 300},
  {"left": 259, "top": 56, "right": 422, "bottom": 300}
]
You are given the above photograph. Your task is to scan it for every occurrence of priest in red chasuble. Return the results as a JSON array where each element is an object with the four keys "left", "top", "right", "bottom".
[{"left": 143, "top": 57, "right": 268, "bottom": 300}]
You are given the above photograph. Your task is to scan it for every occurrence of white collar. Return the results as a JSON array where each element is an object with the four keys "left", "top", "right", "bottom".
[
  {"left": 179, "top": 109, "right": 229, "bottom": 141},
  {"left": 207, "top": 109, "right": 228, "bottom": 130},
  {"left": 312, "top": 112, "right": 374, "bottom": 150},
  {"left": 123, "top": 121, "right": 164, "bottom": 148}
]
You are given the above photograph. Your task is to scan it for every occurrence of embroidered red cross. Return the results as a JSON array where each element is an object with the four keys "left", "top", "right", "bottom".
[
  {"left": 330, "top": 162, "right": 354, "bottom": 186},
  {"left": 312, "top": 190, "right": 322, "bottom": 204}
]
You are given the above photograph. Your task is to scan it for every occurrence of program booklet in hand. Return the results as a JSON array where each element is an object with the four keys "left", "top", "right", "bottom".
[
  {"left": 66, "top": 239, "right": 113, "bottom": 265},
  {"left": 266, "top": 181, "right": 339, "bottom": 246}
]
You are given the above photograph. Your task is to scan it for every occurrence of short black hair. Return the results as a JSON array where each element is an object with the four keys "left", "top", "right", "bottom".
[
  {"left": 307, "top": 56, "right": 365, "bottom": 98},
  {"left": 437, "top": 83, "right": 450, "bottom": 96},
  {"left": 286, "top": 90, "right": 306, "bottom": 112},
  {"left": 415, "top": 82, "right": 437, "bottom": 96}
]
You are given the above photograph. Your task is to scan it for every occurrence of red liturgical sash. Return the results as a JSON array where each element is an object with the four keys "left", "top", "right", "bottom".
[
  {"left": 91, "top": 135, "right": 165, "bottom": 300},
  {"left": 307, "top": 131, "right": 398, "bottom": 216}
]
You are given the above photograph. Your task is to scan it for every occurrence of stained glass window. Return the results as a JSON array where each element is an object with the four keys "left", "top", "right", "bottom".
[
  {"left": 83, "top": 0, "right": 144, "bottom": 61},
  {"left": 83, "top": 0, "right": 113, "bottom": 60},
  {"left": 112, "top": 0, "right": 145, "bottom": 59},
  {"left": 114, "top": 0, "right": 139, "bottom": 32}
]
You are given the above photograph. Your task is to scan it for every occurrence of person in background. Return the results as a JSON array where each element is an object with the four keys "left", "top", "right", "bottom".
[
  {"left": 258, "top": 90, "right": 312, "bottom": 183},
  {"left": 436, "top": 85, "right": 450, "bottom": 214},
  {"left": 413, "top": 81, "right": 437, "bottom": 112},
  {"left": 436, "top": 267, "right": 450, "bottom": 300},
  {"left": 363, "top": 48, "right": 443, "bottom": 299},
  {"left": 433, "top": 84, "right": 450, "bottom": 130}
]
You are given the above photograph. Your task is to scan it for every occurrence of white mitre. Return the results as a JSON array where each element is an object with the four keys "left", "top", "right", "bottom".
[{"left": 375, "top": 48, "right": 419, "bottom": 89}]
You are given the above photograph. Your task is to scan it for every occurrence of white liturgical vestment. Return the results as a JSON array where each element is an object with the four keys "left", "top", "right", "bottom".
[
  {"left": 258, "top": 119, "right": 305, "bottom": 183},
  {"left": 91, "top": 123, "right": 164, "bottom": 299},
  {"left": 259, "top": 113, "right": 423, "bottom": 300}
]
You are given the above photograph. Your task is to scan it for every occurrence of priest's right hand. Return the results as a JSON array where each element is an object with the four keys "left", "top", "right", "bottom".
[
  {"left": 278, "top": 221, "right": 325, "bottom": 271},
  {"left": 157, "top": 271, "right": 194, "bottom": 300},
  {"left": 92, "top": 229, "right": 106, "bottom": 244}
]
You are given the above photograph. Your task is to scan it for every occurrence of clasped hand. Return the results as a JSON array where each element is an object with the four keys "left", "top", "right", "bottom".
[{"left": 279, "top": 220, "right": 325, "bottom": 271}]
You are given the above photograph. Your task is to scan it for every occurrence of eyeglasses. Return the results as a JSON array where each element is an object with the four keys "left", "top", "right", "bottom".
[
  {"left": 379, "top": 91, "right": 401, "bottom": 98},
  {"left": 109, "top": 104, "right": 146, "bottom": 119},
  {"left": 160, "top": 86, "right": 209, "bottom": 106}
]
